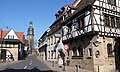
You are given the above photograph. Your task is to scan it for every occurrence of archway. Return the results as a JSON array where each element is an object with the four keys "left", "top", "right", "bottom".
[{"left": 0, "top": 49, "right": 14, "bottom": 62}]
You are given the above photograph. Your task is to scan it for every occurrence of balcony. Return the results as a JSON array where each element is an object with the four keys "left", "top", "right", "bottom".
[{"left": 62, "top": 30, "right": 85, "bottom": 41}]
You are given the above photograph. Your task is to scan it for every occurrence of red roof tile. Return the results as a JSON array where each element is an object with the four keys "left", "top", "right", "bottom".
[
  {"left": 15, "top": 32, "right": 24, "bottom": 43},
  {"left": 0, "top": 28, "right": 2, "bottom": 38},
  {"left": 2, "top": 31, "right": 8, "bottom": 38}
]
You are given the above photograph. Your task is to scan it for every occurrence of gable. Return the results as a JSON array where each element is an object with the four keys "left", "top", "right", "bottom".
[{"left": 4, "top": 29, "right": 19, "bottom": 39}]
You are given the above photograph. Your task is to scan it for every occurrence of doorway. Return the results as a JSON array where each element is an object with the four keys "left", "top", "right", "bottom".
[
  {"left": 115, "top": 45, "right": 120, "bottom": 70},
  {"left": 1, "top": 49, "right": 6, "bottom": 61},
  {"left": 0, "top": 49, "right": 14, "bottom": 62}
]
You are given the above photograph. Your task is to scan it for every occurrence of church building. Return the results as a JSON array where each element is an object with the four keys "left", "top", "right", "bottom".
[{"left": 27, "top": 21, "right": 34, "bottom": 54}]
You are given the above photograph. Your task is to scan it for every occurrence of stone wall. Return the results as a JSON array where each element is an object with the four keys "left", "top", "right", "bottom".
[{"left": 2, "top": 48, "right": 18, "bottom": 61}]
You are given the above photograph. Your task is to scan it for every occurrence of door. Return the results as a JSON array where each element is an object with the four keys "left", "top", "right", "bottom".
[
  {"left": 1, "top": 49, "right": 6, "bottom": 61},
  {"left": 115, "top": 45, "right": 120, "bottom": 70}
]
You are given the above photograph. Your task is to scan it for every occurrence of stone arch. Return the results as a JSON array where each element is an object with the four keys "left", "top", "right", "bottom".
[{"left": 1, "top": 49, "right": 14, "bottom": 62}]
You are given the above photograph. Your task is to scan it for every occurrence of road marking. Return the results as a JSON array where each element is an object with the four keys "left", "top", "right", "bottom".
[
  {"left": 30, "top": 60, "right": 32, "bottom": 63},
  {"left": 29, "top": 60, "right": 32, "bottom": 65},
  {"left": 24, "top": 66, "right": 27, "bottom": 69},
  {"left": 29, "top": 62, "right": 32, "bottom": 65}
]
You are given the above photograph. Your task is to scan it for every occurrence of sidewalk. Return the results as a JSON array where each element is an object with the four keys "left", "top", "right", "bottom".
[{"left": 37, "top": 56, "right": 93, "bottom": 72}]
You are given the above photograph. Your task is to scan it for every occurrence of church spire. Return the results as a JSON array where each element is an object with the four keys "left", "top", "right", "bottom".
[
  {"left": 27, "top": 20, "right": 34, "bottom": 36},
  {"left": 27, "top": 20, "right": 35, "bottom": 54},
  {"left": 29, "top": 20, "right": 33, "bottom": 27}
]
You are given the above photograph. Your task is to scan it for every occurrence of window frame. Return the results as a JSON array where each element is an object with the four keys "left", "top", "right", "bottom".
[
  {"left": 107, "top": 43, "right": 113, "bottom": 57},
  {"left": 107, "top": 0, "right": 116, "bottom": 6}
]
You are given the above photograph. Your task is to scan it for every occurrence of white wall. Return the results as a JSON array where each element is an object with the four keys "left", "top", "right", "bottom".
[{"left": 4, "top": 29, "right": 19, "bottom": 39}]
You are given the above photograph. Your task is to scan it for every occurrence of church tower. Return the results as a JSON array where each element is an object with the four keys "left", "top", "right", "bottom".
[{"left": 27, "top": 21, "right": 34, "bottom": 54}]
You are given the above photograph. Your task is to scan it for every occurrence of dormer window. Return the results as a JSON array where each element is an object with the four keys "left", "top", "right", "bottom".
[
  {"left": 107, "top": 0, "right": 116, "bottom": 6},
  {"left": 8, "top": 35, "right": 14, "bottom": 39}
]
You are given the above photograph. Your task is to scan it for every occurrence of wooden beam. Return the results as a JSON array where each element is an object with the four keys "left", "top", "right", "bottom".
[{"left": 90, "top": 7, "right": 94, "bottom": 32}]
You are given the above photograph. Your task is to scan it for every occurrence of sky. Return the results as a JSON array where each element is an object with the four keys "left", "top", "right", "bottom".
[{"left": 0, "top": 0, "right": 74, "bottom": 42}]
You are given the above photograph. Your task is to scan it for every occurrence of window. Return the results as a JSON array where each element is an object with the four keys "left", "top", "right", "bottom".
[
  {"left": 111, "top": 17, "right": 115, "bottom": 27},
  {"left": 75, "top": 22, "right": 80, "bottom": 30},
  {"left": 116, "top": 18, "right": 120, "bottom": 28},
  {"left": 107, "top": 0, "right": 116, "bottom": 6},
  {"left": 53, "top": 36, "right": 56, "bottom": 44},
  {"left": 104, "top": 15, "right": 110, "bottom": 27},
  {"left": 104, "top": 14, "right": 120, "bottom": 28},
  {"left": 107, "top": 44, "right": 113, "bottom": 57},
  {"left": 51, "top": 37, "right": 53, "bottom": 45},
  {"left": 8, "top": 35, "right": 14, "bottom": 39},
  {"left": 56, "top": 38, "right": 60, "bottom": 43},
  {"left": 72, "top": 47, "right": 77, "bottom": 56},
  {"left": 51, "top": 51, "right": 53, "bottom": 59},
  {"left": 88, "top": 48, "right": 92, "bottom": 56},
  {"left": 78, "top": 18, "right": 84, "bottom": 29},
  {"left": 78, "top": 46, "right": 83, "bottom": 57},
  {"left": 48, "top": 51, "right": 50, "bottom": 59}
]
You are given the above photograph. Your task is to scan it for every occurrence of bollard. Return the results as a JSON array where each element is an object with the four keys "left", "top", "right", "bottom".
[
  {"left": 63, "top": 63, "right": 66, "bottom": 71},
  {"left": 52, "top": 61, "right": 54, "bottom": 67}
]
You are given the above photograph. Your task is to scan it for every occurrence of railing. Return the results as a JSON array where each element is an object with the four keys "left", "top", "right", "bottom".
[{"left": 62, "top": 29, "right": 85, "bottom": 41}]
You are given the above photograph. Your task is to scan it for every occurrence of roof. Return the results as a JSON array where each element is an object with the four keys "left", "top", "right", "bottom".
[
  {"left": 74, "top": 0, "right": 96, "bottom": 14},
  {"left": 2, "top": 31, "right": 8, "bottom": 38},
  {"left": 15, "top": 32, "right": 24, "bottom": 43},
  {"left": 62, "top": 0, "right": 96, "bottom": 25},
  {"left": 0, "top": 28, "right": 24, "bottom": 43}
]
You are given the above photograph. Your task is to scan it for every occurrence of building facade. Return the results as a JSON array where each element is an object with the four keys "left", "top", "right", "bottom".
[
  {"left": 0, "top": 28, "right": 25, "bottom": 61},
  {"left": 27, "top": 21, "right": 34, "bottom": 54},
  {"left": 62, "top": 0, "right": 120, "bottom": 72},
  {"left": 38, "top": 31, "right": 47, "bottom": 60},
  {"left": 38, "top": 0, "right": 120, "bottom": 72}
]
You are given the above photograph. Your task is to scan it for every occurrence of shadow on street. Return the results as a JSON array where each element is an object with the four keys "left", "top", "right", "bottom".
[{"left": 0, "top": 67, "right": 57, "bottom": 72}]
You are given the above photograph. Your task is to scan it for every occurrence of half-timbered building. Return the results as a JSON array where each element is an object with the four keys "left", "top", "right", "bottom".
[{"left": 62, "top": 0, "right": 120, "bottom": 72}]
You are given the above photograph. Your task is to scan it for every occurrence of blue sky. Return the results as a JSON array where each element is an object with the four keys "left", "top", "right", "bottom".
[{"left": 0, "top": 0, "right": 74, "bottom": 42}]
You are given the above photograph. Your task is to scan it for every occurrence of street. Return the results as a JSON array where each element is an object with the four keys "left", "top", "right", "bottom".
[{"left": 0, "top": 54, "right": 56, "bottom": 72}]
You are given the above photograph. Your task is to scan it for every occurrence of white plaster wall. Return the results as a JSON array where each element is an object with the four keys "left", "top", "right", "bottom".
[{"left": 4, "top": 29, "right": 19, "bottom": 39}]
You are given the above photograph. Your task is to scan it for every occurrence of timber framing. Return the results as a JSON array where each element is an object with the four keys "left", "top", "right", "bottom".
[{"left": 62, "top": 0, "right": 120, "bottom": 42}]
